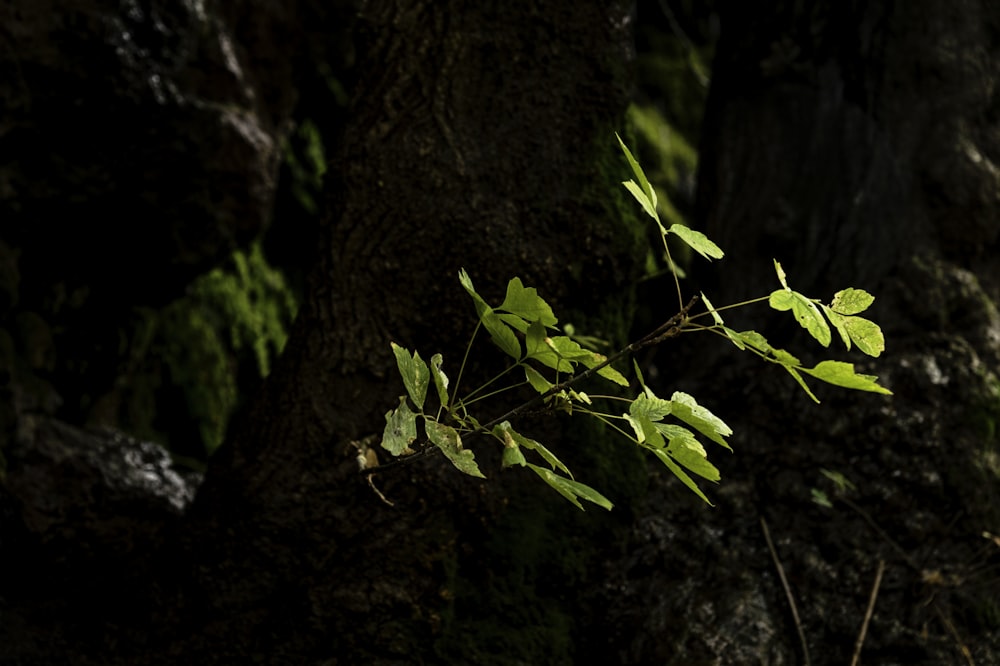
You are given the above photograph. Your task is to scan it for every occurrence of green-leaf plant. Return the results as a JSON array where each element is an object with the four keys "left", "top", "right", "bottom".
[{"left": 368, "top": 136, "right": 891, "bottom": 510}]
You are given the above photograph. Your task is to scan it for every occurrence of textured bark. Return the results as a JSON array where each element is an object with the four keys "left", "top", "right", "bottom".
[{"left": 176, "top": 1, "right": 641, "bottom": 662}]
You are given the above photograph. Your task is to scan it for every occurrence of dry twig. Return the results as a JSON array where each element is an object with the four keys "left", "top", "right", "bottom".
[
  {"left": 760, "top": 517, "right": 811, "bottom": 666},
  {"left": 850, "top": 559, "right": 886, "bottom": 666}
]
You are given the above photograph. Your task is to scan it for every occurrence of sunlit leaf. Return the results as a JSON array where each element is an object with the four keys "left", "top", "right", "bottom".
[
  {"left": 616, "top": 133, "right": 658, "bottom": 213},
  {"left": 391, "top": 342, "right": 430, "bottom": 410},
  {"left": 734, "top": 330, "right": 771, "bottom": 353},
  {"left": 668, "top": 391, "right": 732, "bottom": 450},
  {"left": 701, "top": 292, "right": 724, "bottom": 326},
  {"left": 458, "top": 268, "right": 491, "bottom": 319},
  {"left": 667, "top": 224, "right": 724, "bottom": 260},
  {"left": 523, "top": 365, "right": 552, "bottom": 394},
  {"left": 430, "top": 353, "right": 449, "bottom": 408},
  {"left": 629, "top": 391, "right": 673, "bottom": 422},
  {"left": 650, "top": 448, "right": 713, "bottom": 505},
  {"left": 830, "top": 288, "right": 875, "bottom": 315},
  {"left": 623, "top": 180, "right": 661, "bottom": 226},
  {"left": 842, "top": 316, "right": 885, "bottom": 357},
  {"left": 502, "top": 445, "right": 527, "bottom": 468},
  {"left": 498, "top": 277, "right": 558, "bottom": 327},
  {"left": 783, "top": 365, "right": 819, "bottom": 403},
  {"left": 578, "top": 351, "right": 629, "bottom": 386},
  {"left": 769, "top": 288, "right": 831, "bottom": 347},
  {"left": 381, "top": 397, "right": 417, "bottom": 456},
  {"left": 822, "top": 306, "right": 853, "bottom": 350},
  {"left": 801, "top": 360, "right": 892, "bottom": 395},
  {"left": 494, "top": 421, "right": 571, "bottom": 477},
  {"left": 666, "top": 432, "right": 720, "bottom": 482},
  {"left": 426, "top": 420, "right": 485, "bottom": 478},
  {"left": 481, "top": 311, "right": 521, "bottom": 359},
  {"left": 526, "top": 463, "right": 613, "bottom": 511}
]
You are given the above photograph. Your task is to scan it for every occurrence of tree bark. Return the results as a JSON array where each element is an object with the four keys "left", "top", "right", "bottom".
[{"left": 175, "top": 1, "right": 641, "bottom": 662}]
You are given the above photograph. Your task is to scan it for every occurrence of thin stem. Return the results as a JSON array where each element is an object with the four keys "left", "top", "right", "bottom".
[
  {"left": 661, "top": 234, "right": 684, "bottom": 312},
  {"left": 461, "top": 362, "right": 520, "bottom": 403},
  {"left": 449, "top": 320, "right": 481, "bottom": 409},
  {"left": 684, "top": 294, "right": 772, "bottom": 323},
  {"left": 462, "top": 380, "right": 528, "bottom": 407},
  {"left": 582, "top": 410, "right": 639, "bottom": 443}
]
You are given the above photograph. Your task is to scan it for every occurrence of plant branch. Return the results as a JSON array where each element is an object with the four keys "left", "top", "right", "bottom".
[{"left": 363, "top": 295, "right": 699, "bottom": 477}]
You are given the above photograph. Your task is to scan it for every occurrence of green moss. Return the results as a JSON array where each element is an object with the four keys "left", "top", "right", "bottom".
[{"left": 120, "top": 241, "right": 298, "bottom": 456}]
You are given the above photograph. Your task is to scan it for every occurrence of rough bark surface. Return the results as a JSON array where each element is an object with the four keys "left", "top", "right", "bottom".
[{"left": 176, "top": 1, "right": 640, "bottom": 663}]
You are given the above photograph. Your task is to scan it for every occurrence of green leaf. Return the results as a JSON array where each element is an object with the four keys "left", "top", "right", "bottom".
[
  {"left": 623, "top": 180, "right": 661, "bottom": 225},
  {"left": 842, "top": 316, "right": 885, "bottom": 357},
  {"left": 594, "top": 361, "right": 630, "bottom": 387},
  {"left": 668, "top": 391, "right": 733, "bottom": 450},
  {"left": 820, "top": 468, "right": 856, "bottom": 492},
  {"left": 523, "top": 365, "right": 553, "bottom": 394},
  {"left": 498, "top": 277, "right": 558, "bottom": 327},
  {"left": 811, "top": 488, "right": 833, "bottom": 508},
  {"left": 821, "top": 303, "right": 885, "bottom": 357},
  {"left": 481, "top": 311, "right": 521, "bottom": 359},
  {"left": 526, "top": 463, "right": 613, "bottom": 511},
  {"left": 577, "top": 350, "right": 629, "bottom": 386},
  {"left": 773, "top": 259, "right": 790, "bottom": 289},
  {"left": 650, "top": 448, "right": 713, "bottom": 505},
  {"left": 830, "top": 288, "right": 875, "bottom": 315},
  {"left": 391, "top": 342, "right": 430, "bottom": 410},
  {"left": 626, "top": 412, "right": 666, "bottom": 448},
  {"left": 629, "top": 391, "right": 673, "bottom": 422},
  {"left": 494, "top": 423, "right": 527, "bottom": 469},
  {"left": 667, "top": 224, "right": 724, "bottom": 260},
  {"left": 822, "top": 306, "right": 853, "bottom": 350},
  {"left": 430, "top": 353, "right": 449, "bottom": 408},
  {"left": 494, "top": 421, "right": 572, "bottom": 477},
  {"left": 458, "top": 268, "right": 491, "bottom": 319},
  {"left": 734, "top": 330, "right": 771, "bottom": 353},
  {"left": 502, "top": 445, "right": 527, "bottom": 468},
  {"left": 666, "top": 431, "right": 720, "bottom": 483},
  {"left": 769, "top": 289, "right": 831, "bottom": 347},
  {"left": 616, "top": 133, "right": 658, "bottom": 212},
  {"left": 783, "top": 365, "right": 819, "bottom": 403},
  {"left": 425, "top": 420, "right": 485, "bottom": 478},
  {"left": 801, "top": 360, "right": 893, "bottom": 395},
  {"left": 381, "top": 397, "right": 417, "bottom": 456},
  {"left": 701, "top": 292, "right": 724, "bottom": 326}
]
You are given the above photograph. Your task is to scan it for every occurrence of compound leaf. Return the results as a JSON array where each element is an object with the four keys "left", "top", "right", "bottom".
[
  {"left": 426, "top": 420, "right": 485, "bottom": 478},
  {"left": 391, "top": 343, "right": 430, "bottom": 410}
]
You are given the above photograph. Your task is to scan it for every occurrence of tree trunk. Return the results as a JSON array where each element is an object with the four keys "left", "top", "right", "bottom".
[{"left": 173, "top": 1, "right": 641, "bottom": 662}]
